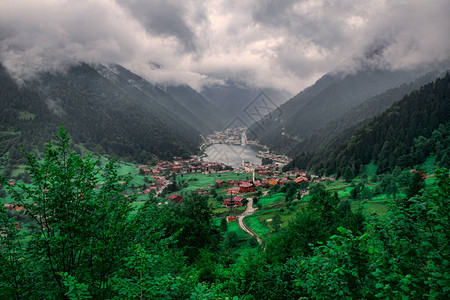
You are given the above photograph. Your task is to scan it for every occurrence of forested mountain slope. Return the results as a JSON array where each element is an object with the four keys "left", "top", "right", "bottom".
[
  {"left": 285, "top": 73, "right": 450, "bottom": 176},
  {"left": 0, "top": 63, "right": 202, "bottom": 166},
  {"left": 165, "top": 84, "right": 226, "bottom": 132},
  {"left": 248, "top": 67, "right": 440, "bottom": 152},
  {"left": 287, "top": 70, "right": 444, "bottom": 157},
  {"left": 97, "top": 64, "right": 226, "bottom": 134}
]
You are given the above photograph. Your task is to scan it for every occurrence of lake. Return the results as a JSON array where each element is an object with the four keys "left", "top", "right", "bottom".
[{"left": 203, "top": 144, "right": 261, "bottom": 168}]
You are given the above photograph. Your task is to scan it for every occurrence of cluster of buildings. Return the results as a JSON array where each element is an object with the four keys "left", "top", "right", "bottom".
[
  {"left": 139, "top": 156, "right": 228, "bottom": 176},
  {"left": 140, "top": 176, "right": 170, "bottom": 195},
  {"left": 257, "top": 150, "right": 291, "bottom": 165},
  {"left": 205, "top": 128, "right": 245, "bottom": 145},
  {"left": 219, "top": 172, "right": 310, "bottom": 209}
]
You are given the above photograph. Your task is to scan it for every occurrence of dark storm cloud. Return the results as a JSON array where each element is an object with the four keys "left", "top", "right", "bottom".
[
  {"left": 116, "top": 0, "right": 198, "bottom": 52},
  {"left": 0, "top": 0, "right": 449, "bottom": 93}
]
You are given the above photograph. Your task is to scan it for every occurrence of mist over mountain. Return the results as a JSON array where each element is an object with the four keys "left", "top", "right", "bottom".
[
  {"left": 284, "top": 72, "right": 450, "bottom": 176},
  {"left": 165, "top": 84, "right": 226, "bottom": 133},
  {"left": 248, "top": 64, "right": 449, "bottom": 153},
  {"left": 287, "top": 69, "right": 448, "bottom": 157},
  {"left": 201, "top": 81, "right": 291, "bottom": 127},
  {"left": 95, "top": 64, "right": 226, "bottom": 135},
  {"left": 0, "top": 63, "right": 222, "bottom": 162}
]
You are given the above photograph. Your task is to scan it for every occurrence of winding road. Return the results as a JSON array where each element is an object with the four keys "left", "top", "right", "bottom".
[{"left": 237, "top": 197, "right": 262, "bottom": 244}]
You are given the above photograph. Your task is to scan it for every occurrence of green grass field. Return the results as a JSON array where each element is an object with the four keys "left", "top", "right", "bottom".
[
  {"left": 244, "top": 215, "right": 271, "bottom": 236},
  {"left": 351, "top": 201, "right": 390, "bottom": 216},
  {"left": 175, "top": 172, "right": 259, "bottom": 194},
  {"left": 227, "top": 220, "right": 250, "bottom": 240},
  {"left": 258, "top": 192, "right": 284, "bottom": 206}
]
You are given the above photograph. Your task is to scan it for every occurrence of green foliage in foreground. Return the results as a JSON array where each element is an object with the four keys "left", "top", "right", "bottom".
[
  {"left": 0, "top": 127, "right": 220, "bottom": 299},
  {"left": 1, "top": 128, "right": 449, "bottom": 299}
]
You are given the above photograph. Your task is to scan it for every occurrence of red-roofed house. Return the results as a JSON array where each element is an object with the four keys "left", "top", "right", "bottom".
[
  {"left": 226, "top": 215, "right": 236, "bottom": 222},
  {"left": 223, "top": 187, "right": 240, "bottom": 194},
  {"left": 168, "top": 194, "right": 183, "bottom": 204},
  {"left": 138, "top": 165, "right": 151, "bottom": 175},
  {"left": 294, "top": 176, "right": 309, "bottom": 184},
  {"left": 223, "top": 196, "right": 244, "bottom": 207},
  {"left": 215, "top": 180, "right": 225, "bottom": 187},
  {"left": 170, "top": 165, "right": 183, "bottom": 173},
  {"left": 239, "top": 182, "right": 256, "bottom": 193}
]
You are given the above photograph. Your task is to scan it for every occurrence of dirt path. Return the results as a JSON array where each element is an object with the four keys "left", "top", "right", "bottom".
[{"left": 237, "top": 197, "right": 262, "bottom": 244}]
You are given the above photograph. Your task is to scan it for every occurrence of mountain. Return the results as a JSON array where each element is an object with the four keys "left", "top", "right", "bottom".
[
  {"left": 165, "top": 84, "right": 226, "bottom": 133},
  {"left": 97, "top": 64, "right": 226, "bottom": 135},
  {"left": 0, "top": 63, "right": 205, "bottom": 166},
  {"left": 201, "top": 80, "right": 291, "bottom": 128},
  {"left": 285, "top": 72, "right": 450, "bottom": 176},
  {"left": 248, "top": 67, "right": 441, "bottom": 153},
  {"left": 287, "top": 70, "right": 445, "bottom": 157}
]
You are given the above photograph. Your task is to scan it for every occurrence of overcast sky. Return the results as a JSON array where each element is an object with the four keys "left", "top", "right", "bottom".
[{"left": 1, "top": 0, "right": 449, "bottom": 93}]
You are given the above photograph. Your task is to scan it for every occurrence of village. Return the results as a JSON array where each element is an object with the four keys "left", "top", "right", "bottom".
[
  {"left": 135, "top": 128, "right": 300, "bottom": 200},
  {"left": 3, "top": 127, "right": 330, "bottom": 232}
]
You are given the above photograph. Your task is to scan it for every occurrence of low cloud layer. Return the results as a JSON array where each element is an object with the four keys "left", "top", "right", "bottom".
[{"left": 1, "top": 0, "right": 449, "bottom": 93}]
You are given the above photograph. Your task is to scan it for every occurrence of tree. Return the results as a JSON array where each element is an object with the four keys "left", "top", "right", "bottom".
[
  {"left": 271, "top": 214, "right": 282, "bottom": 232},
  {"left": 308, "top": 188, "right": 339, "bottom": 226},
  {"left": 406, "top": 170, "right": 425, "bottom": 199},
  {"left": 5, "top": 127, "right": 133, "bottom": 298},
  {"left": 220, "top": 218, "right": 228, "bottom": 232},
  {"left": 224, "top": 231, "right": 239, "bottom": 249},
  {"left": 343, "top": 166, "right": 355, "bottom": 182},
  {"left": 0, "top": 205, "right": 27, "bottom": 299},
  {"left": 163, "top": 193, "right": 221, "bottom": 262},
  {"left": 439, "top": 153, "right": 449, "bottom": 168},
  {"left": 269, "top": 184, "right": 280, "bottom": 195}
]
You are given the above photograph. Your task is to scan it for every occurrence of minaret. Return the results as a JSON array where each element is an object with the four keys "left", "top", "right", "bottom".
[{"left": 252, "top": 165, "right": 255, "bottom": 182}]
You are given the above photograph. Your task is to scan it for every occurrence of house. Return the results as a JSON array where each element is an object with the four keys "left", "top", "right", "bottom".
[
  {"left": 170, "top": 164, "right": 183, "bottom": 173},
  {"left": 227, "top": 179, "right": 240, "bottom": 186},
  {"left": 294, "top": 176, "right": 309, "bottom": 184},
  {"left": 223, "top": 187, "right": 240, "bottom": 194},
  {"left": 410, "top": 169, "right": 427, "bottom": 179},
  {"left": 226, "top": 215, "right": 236, "bottom": 222},
  {"left": 223, "top": 196, "right": 244, "bottom": 207},
  {"left": 196, "top": 188, "right": 210, "bottom": 196},
  {"left": 279, "top": 177, "right": 289, "bottom": 185},
  {"left": 215, "top": 180, "right": 225, "bottom": 187},
  {"left": 4, "top": 203, "right": 24, "bottom": 211},
  {"left": 138, "top": 165, "right": 151, "bottom": 175},
  {"left": 268, "top": 178, "right": 279, "bottom": 185},
  {"left": 239, "top": 182, "right": 256, "bottom": 193},
  {"left": 168, "top": 194, "right": 183, "bottom": 204}
]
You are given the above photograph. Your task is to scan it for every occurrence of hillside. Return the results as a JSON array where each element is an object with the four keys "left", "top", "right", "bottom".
[
  {"left": 0, "top": 63, "right": 203, "bottom": 168},
  {"left": 97, "top": 64, "right": 226, "bottom": 134},
  {"left": 248, "top": 67, "right": 440, "bottom": 153},
  {"left": 165, "top": 84, "right": 226, "bottom": 132},
  {"left": 287, "top": 70, "right": 445, "bottom": 157},
  {"left": 285, "top": 72, "right": 450, "bottom": 176}
]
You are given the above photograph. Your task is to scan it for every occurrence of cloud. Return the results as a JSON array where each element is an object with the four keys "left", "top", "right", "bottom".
[
  {"left": 116, "top": 0, "right": 200, "bottom": 53},
  {"left": 0, "top": 0, "right": 449, "bottom": 93}
]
